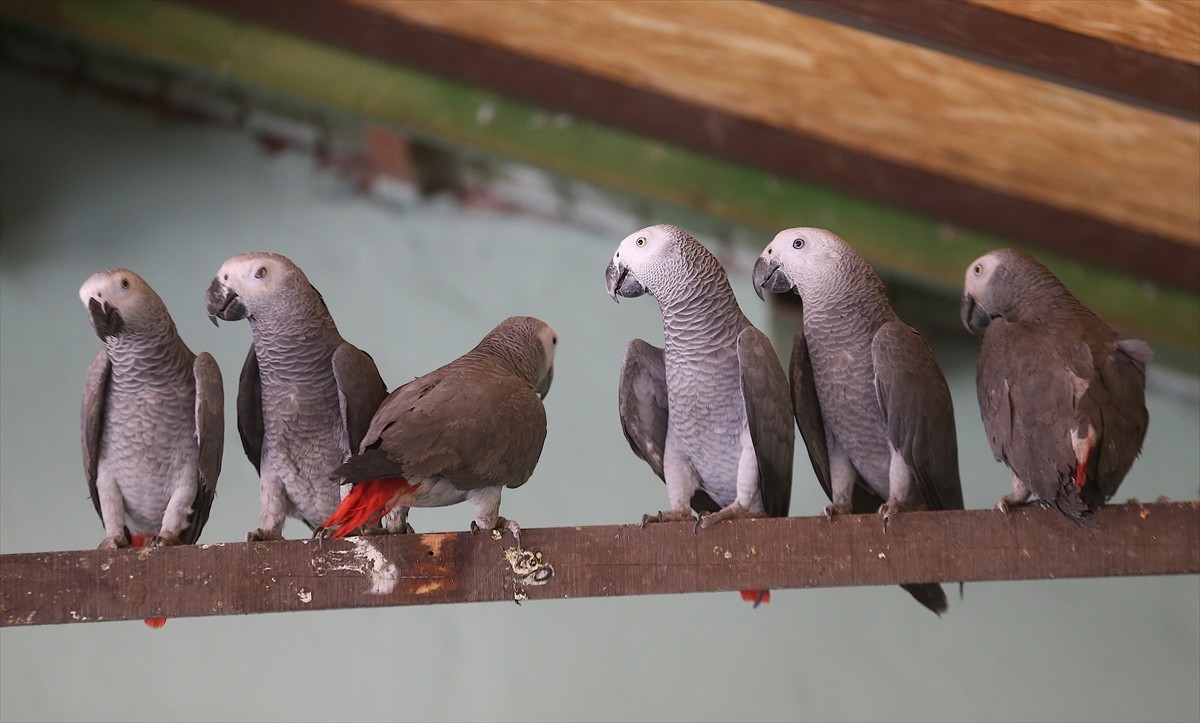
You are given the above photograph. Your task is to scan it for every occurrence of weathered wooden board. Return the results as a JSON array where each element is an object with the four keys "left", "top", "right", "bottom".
[{"left": 2, "top": 502, "right": 1196, "bottom": 626}]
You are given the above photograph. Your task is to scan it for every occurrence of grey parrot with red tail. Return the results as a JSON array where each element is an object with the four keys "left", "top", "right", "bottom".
[
  {"left": 961, "top": 248, "right": 1151, "bottom": 520},
  {"left": 320, "top": 316, "right": 556, "bottom": 544}
]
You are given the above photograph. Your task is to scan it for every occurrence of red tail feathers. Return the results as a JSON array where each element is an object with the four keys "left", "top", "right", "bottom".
[
  {"left": 129, "top": 535, "right": 168, "bottom": 629},
  {"left": 323, "top": 477, "right": 416, "bottom": 538},
  {"left": 741, "top": 589, "right": 771, "bottom": 607}
]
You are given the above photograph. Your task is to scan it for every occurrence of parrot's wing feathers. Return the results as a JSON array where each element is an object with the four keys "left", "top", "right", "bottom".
[
  {"left": 789, "top": 327, "right": 880, "bottom": 511},
  {"left": 332, "top": 342, "right": 388, "bottom": 455},
  {"left": 871, "top": 322, "right": 963, "bottom": 511},
  {"left": 236, "top": 347, "right": 264, "bottom": 475},
  {"left": 789, "top": 327, "right": 832, "bottom": 497},
  {"left": 81, "top": 348, "right": 111, "bottom": 519},
  {"left": 186, "top": 351, "right": 224, "bottom": 544},
  {"left": 374, "top": 369, "right": 547, "bottom": 490},
  {"left": 616, "top": 339, "right": 669, "bottom": 481},
  {"left": 737, "top": 326, "right": 794, "bottom": 518},
  {"left": 978, "top": 320, "right": 1077, "bottom": 508},
  {"left": 1089, "top": 338, "right": 1151, "bottom": 502}
]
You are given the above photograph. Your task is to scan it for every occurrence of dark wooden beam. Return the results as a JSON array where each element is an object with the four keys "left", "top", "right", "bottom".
[
  {"left": 771, "top": 0, "right": 1200, "bottom": 118},
  {"left": 2, "top": 502, "right": 1196, "bottom": 626},
  {"left": 186, "top": 0, "right": 1200, "bottom": 294}
]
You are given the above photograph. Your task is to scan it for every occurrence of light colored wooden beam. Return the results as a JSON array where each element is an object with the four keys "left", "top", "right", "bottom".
[
  {"left": 967, "top": 0, "right": 1200, "bottom": 65},
  {"left": 349, "top": 0, "right": 1199, "bottom": 247},
  {"left": 1, "top": 0, "right": 1197, "bottom": 355}
]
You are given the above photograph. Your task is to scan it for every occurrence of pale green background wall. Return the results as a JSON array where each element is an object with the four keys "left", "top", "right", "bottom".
[{"left": 1, "top": 67, "right": 1197, "bottom": 722}]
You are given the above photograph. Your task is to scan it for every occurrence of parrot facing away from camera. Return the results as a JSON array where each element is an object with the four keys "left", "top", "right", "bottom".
[{"left": 321, "top": 316, "right": 556, "bottom": 545}]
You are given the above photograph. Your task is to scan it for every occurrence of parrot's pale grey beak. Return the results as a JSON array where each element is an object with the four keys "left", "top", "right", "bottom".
[
  {"left": 961, "top": 293, "right": 992, "bottom": 333},
  {"left": 205, "top": 278, "right": 246, "bottom": 326},
  {"left": 536, "top": 365, "right": 554, "bottom": 400},
  {"left": 752, "top": 255, "right": 792, "bottom": 301},
  {"left": 605, "top": 258, "right": 645, "bottom": 302},
  {"left": 87, "top": 297, "right": 124, "bottom": 340}
]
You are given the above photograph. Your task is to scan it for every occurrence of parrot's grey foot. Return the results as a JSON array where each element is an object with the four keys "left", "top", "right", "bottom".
[
  {"left": 822, "top": 503, "right": 852, "bottom": 520},
  {"left": 350, "top": 523, "right": 400, "bottom": 536},
  {"left": 471, "top": 516, "right": 522, "bottom": 548},
  {"left": 697, "top": 501, "right": 761, "bottom": 531},
  {"left": 878, "top": 500, "right": 912, "bottom": 533},
  {"left": 149, "top": 533, "right": 182, "bottom": 548},
  {"left": 247, "top": 528, "right": 284, "bottom": 542},
  {"left": 97, "top": 535, "right": 130, "bottom": 550},
  {"left": 641, "top": 509, "right": 695, "bottom": 527},
  {"left": 997, "top": 493, "right": 1033, "bottom": 514}
]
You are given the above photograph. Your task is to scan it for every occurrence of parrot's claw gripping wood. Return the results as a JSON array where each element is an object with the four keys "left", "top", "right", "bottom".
[
  {"left": 247, "top": 528, "right": 285, "bottom": 543},
  {"left": 473, "top": 516, "right": 523, "bottom": 549},
  {"left": 641, "top": 509, "right": 697, "bottom": 528}
]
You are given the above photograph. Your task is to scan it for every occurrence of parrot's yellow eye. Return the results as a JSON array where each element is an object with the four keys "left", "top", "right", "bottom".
[
  {"left": 635, "top": 237, "right": 646, "bottom": 247},
  {"left": 792, "top": 238, "right": 805, "bottom": 250},
  {"left": 973, "top": 264, "right": 982, "bottom": 276},
  {"left": 255, "top": 267, "right": 267, "bottom": 279}
]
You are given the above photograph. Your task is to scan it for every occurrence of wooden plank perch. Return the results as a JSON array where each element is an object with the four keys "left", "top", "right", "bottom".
[{"left": 1, "top": 502, "right": 1197, "bottom": 626}]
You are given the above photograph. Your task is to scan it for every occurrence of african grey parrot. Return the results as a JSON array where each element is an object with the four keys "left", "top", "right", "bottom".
[
  {"left": 606, "top": 224, "right": 793, "bottom": 605},
  {"left": 320, "top": 316, "right": 556, "bottom": 544},
  {"left": 753, "top": 227, "right": 962, "bottom": 615},
  {"left": 961, "top": 248, "right": 1152, "bottom": 520},
  {"left": 81, "top": 266, "right": 224, "bottom": 550},
  {"left": 206, "top": 252, "right": 387, "bottom": 541}
]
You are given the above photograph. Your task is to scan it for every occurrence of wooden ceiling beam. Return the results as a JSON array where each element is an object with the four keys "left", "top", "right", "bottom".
[
  {"left": 774, "top": 0, "right": 1200, "bottom": 117},
  {"left": 968, "top": 0, "right": 1200, "bottom": 66},
  {"left": 188, "top": 0, "right": 1200, "bottom": 292}
]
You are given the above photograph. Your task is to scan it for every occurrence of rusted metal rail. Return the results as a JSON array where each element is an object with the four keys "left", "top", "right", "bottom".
[{"left": 2, "top": 502, "right": 1196, "bottom": 626}]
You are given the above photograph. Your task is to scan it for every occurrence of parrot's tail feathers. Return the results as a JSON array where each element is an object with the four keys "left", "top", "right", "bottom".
[
  {"left": 323, "top": 477, "right": 415, "bottom": 538},
  {"left": 741, "top": 589, "right": 770, "bottom": 607},
  {"left": 143, "top": 617, "right": 167, "bottom": 629},
  {"left": 901, "top": 583, "right": 948, "bottom": 616}
]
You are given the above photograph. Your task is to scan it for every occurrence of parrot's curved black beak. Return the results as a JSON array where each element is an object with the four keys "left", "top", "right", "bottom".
[
  {"left": 752, "top": 255, "right": 792, "bottom": 301},
  {"left": 536, "top": 364, "right": 554, "bottom": 400},
  {"left": 960, "top": 293, "right": 992, "bottom": 333},
  {"left": 87, "top": 297, "right": 124, "bottom": 340},
  {"left": 605, "top": 258, "right": 645, "bottom": 302},
  {"left": 205, "top": 278, "right": 246, "bottom": 326}
]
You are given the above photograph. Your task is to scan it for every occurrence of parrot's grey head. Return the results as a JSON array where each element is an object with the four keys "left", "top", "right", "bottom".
[
  {"left": 605, "top": 224, "right": 718, "bottom": 303},
  {"left": 752, "top": 227, "right": 858, "bottom": 301},
  {"left": 960, "top": 248, "right": 1065, "bottom": 334},
  {"left": 206, "top": 252, "right": 313, "bottom": 326},
  {"left": 481, "top": 316, "right": 557, "bottom": 399},
  {"left": 961, "top": 250, "right": 1006, "bottom": 333},
  {"left": 79, "top": 268, "right": 168, "bottom": 341}
]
